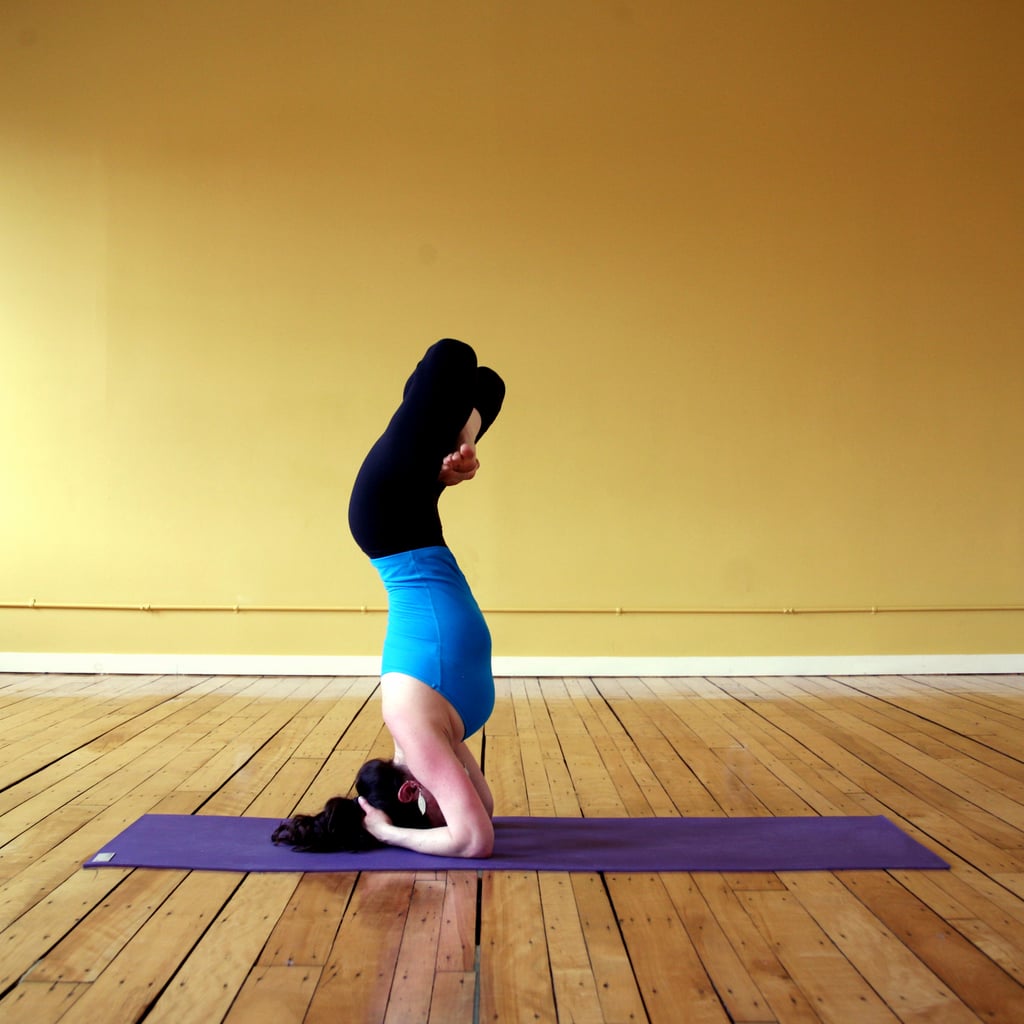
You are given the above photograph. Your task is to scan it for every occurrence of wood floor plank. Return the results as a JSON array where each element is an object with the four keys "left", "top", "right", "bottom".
[
  {"left": 1, "top": 692, "right": 185, "bottom": 791},
  {"left": 692, "top": 872, "right": 821, "bottom": 1024},
  {"left": 949, "top": 915, "right": 1024, "bottom": 985},
  {"left": 479, "top": 870, "right": 558, "bottom": 1024},
  {"left": 0, "top": 980, "right": 89, "bottom": 1023},
  {"left": 0, "top": 792, "right": 168, "bottom": 930},
  {"left": 298, "top": 745, "right": 384, "bottom": 812},
  {"left": 513, "top": 680, "right": 556, "bottom": 816},
  {"left": 0, "top": 865, "right": 135, "bottom": 991},
  {"left": 434, "top": 871, "right": 477, "bottom": 974},
  {"left": 527, "top": 679, "right": 583, "bottom": 818},
  {"left": 660, "top": 872, "right": 773, "bottom": 1022},
  {"left": 305, "top": 872, "right": 415, "bottom": 1024},
  {"left": 996, "top": 870, "right": 1024, "bottom": 899},
  {"left": 547, "top": 679, "right": 629, "bottom": 816},
  {"left": 858, "top": 676, "right": 1023, "bottom": 759},
  {"left": 334, "top": 683, "right": 388, "bottom": 752},
  {"left": 1, "top": 685, "right": 248, "bottom": 838},
  {"left": 288, "top": 677, "right": 372, "bottom": 759},
  {"left": 539, "top": 872, "right": 607, "bottom": 1023},
  {"left": 384, "top": 879, "right": 447, "bottom": 1024},
  {"left": 835, "top": 675, "right": 1024, "bottom": 786},
  {"left": 52, "top": 870, "right": 244, "bottom": 1024},
  {"left": 645, "top": 677, "right": 744, "bottom": 751},
  {"left": 222, "top": 964, "right": 321, "bottom": 1024},
  {"left": 486, "top": 734, "right": 530, "bottom": 816},
  {"left": 607, "top": 872, "right": 729, "bottom": 1024},
  {"left": 840, "top": 870, "right": 1024, "bottom": 1022},
  {"left": 27, "top": 868, "right": 187, "bottom": 983},
  {"left": 904, "top": 857, "right": 1024, "bottom": 932},
  {"left": 200, "top": 714, "right": 324, "bottom": 817},
  {"left": 179, "top": 699, "right": 324, "bottom": 797},
  {"left": 580, "top": 677, "right": 682, "bottom": 815},
  {"left": 827, "top": 682, "right": 1024, "bottom": 794},
  {"left": 427, "top": 971, "right": 476, "bottom": 1024},
  {"left": 246, "top": 755, "right": 324, "bottom": 819},
  {"left": 653, "top": 708, "right": 775, "bottom": 817},
  {"left": 782, "top": 872, "right": 982, "bottom": 1023},
  {"left": 259, "top": 871, "right": 356, "bottom": 968},
  {"left": 144, "top": 873, "right": 301, "bottom": 1024},
  {"left": 700, "top": 709, "right": 862, "bottom": 816},
  {"left": 564, "top": 678, "right": 671, "bottom": 816},
  {"left": 569, "top": 871, "right": 649, "bottom": 1024},
  {"left": 597, "top": 679, "right": 724, "bottom": 817},
  {"left": 740, "top": 887, "right": 901, "bottom": 1024},
  {"left": 485, "top": 677, "right": 517, "bottom": 736}
]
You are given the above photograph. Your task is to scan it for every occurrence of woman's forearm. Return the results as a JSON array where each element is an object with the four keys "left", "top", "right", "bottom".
[
  {"left": 464, "top": 760, "right": 494, "bottom": 818},
  {"left": 455, "top": 742, "right": 494, "bottom": 818},
  {"left": 376, "top": 821, "right": 493, "bottom": 859}
]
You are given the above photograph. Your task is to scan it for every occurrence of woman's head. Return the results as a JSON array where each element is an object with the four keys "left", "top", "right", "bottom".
[
  {"left": 271, "top": 758, "right": 433, "bottom": 852},
  {"left": 354, "top": 758, "right": 434, "bottom": 829}
]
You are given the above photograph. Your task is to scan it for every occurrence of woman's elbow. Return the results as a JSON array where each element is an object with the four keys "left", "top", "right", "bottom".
[
  {"left": 467, "top": 834, "right": 494, "bottom": 859},
  {"left": 456, "top": 824, "right": 494, "bottom": 859}
]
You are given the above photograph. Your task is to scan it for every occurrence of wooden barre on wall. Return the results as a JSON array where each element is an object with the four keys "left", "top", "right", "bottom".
[{"left": 2, "top": 600, "right": 1022, "bottom": 616}]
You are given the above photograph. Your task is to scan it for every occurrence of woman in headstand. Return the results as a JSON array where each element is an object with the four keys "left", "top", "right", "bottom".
[{"left": 272, "top": 338, "right": 505, "bottom": 858}]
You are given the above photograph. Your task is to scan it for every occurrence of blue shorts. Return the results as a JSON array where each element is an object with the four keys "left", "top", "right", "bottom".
[{"left": 371, "top": 546, "right": 495, "bottom": 739}]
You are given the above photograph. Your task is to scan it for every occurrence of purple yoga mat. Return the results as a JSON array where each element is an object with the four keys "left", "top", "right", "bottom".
[{"left": 83, "top": 814, "right": 947, "bottom": 873}]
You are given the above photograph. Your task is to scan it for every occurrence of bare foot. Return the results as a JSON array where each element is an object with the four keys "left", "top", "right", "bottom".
[{"left": 439, "top": 442, "right": 480, "bottom": 485}]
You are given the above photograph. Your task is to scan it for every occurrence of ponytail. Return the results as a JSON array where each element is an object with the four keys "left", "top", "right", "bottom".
[
  {"left": 272, "top": 758, "right": 430, "bottom": 853},
  {"left": 271, "top": 796, "right": 379, "bottom": 852}
]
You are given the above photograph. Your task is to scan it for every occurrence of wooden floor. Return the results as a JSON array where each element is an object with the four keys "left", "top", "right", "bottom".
[{"left": 0, "top": 674, "right": 1022, "bottom": 1023}]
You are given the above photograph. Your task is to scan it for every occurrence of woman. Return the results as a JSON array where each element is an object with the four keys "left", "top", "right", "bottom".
[{"left": 273, "top": 338, "right": 505, "bottom": 858}]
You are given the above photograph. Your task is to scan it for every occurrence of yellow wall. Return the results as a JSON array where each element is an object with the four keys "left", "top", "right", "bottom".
[{"left": 2, "top": 0, "right": 1022, "bottom": 658}]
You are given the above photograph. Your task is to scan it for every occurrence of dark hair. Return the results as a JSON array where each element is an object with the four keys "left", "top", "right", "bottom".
[{"left": 271, "top": 758, "right": 430, "bottom": 852}]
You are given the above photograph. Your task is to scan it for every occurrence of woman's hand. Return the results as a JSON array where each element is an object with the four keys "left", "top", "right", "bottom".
[
  {"left": 358, "top": 797, "right": 395, "bottom": 844},
  {"left": 438, "top": 442, "right": 480, "bottom": 486}
]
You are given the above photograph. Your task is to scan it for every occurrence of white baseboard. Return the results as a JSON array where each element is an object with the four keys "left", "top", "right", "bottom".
[{"left": 1, "top": 652, "right": 1022, "bottom": 677}]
